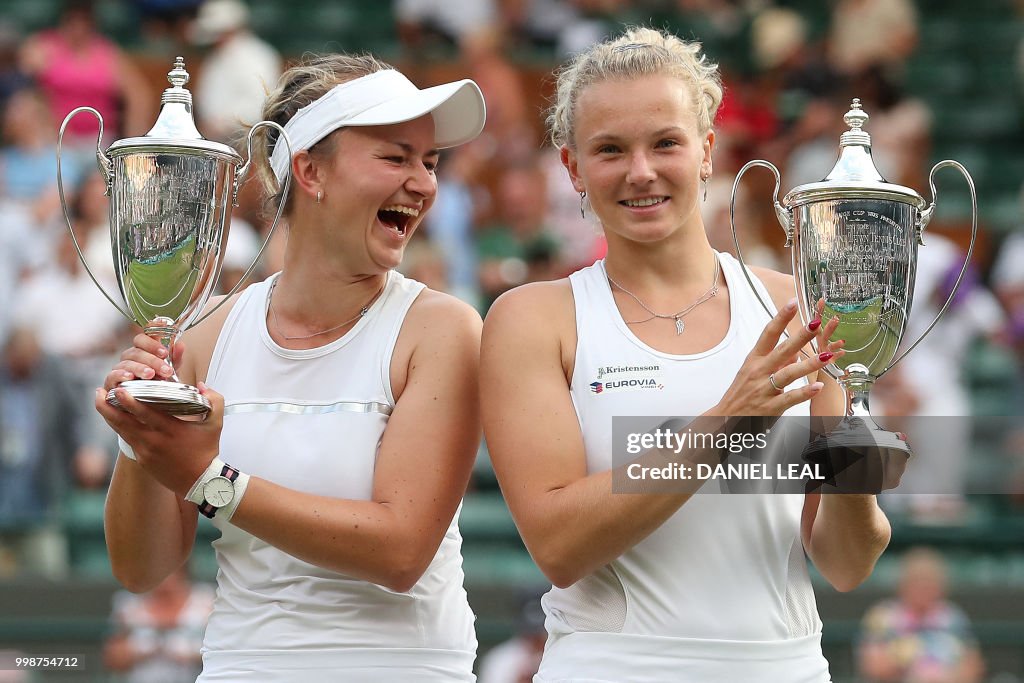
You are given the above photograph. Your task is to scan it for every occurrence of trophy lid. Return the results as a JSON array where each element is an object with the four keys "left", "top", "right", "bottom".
[
  {"left": 106, "top": 57, "right": 242, "bottom": 163},
  {"left": 782, "top": 99, "right": 925, "bottom": 209}
]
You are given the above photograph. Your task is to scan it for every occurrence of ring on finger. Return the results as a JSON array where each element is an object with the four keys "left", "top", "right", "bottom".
[{"left": 768, "top": 372, "right": 783, "bottom": 393}]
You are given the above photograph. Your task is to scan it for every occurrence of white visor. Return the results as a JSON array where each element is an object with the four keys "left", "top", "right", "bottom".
[{"left": 270, "top": 69, "right": 486, "bottom": 183}]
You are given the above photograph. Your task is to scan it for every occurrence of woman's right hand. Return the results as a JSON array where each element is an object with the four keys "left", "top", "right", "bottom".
[
  {"left": 102, "top": 331, "right": 184, "bottom": 393},
  {"left": 714, "top": 298, "right": 845, "bottom": 416}
]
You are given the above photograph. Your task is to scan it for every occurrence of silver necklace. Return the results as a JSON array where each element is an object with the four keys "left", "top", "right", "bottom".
[
  {"left": 607, "top": 256, "right": 720, "bottom": 335},
  {"left": 267, "top": 277, "right": 384, "bottom": 341}
]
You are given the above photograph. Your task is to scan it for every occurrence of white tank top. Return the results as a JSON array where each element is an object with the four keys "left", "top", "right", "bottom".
[
  {"left": 198, "top": 271, "right": 476, "bottom": 682},
  {"left": 537, "top": 252, "right": 829, "bottom": 683}
]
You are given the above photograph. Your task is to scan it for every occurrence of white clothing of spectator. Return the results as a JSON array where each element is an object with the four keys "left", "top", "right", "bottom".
[
  {"left": 394, "top": 0, "right": 497, "bottom": 45},
  {"left": 192, "top": 0, "right": 282, "bottom": 144}
]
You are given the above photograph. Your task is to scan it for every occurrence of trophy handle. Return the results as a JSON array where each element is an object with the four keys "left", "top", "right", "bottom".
[
  {"left": 882, "top": 160, "right": 978, "bottom": 375},
  {"left": 192, "top": 121, "right": 292, "bottom": 327},
  {"left": 730, "top": 159, "right": 794, "bottom": 322},
  {"left": 57, "top": 106, "right": 135, "bottom": 322}
]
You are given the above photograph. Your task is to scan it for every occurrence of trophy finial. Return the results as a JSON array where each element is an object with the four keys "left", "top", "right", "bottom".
[
  {"left": 844, "top": 98, "right": 869, "bottom": 132},
  {"left": 167, "top": 57, "right": 189, "bottom": 89},
  {"left": 145, "top": 56, "right": 201, "bottom": 139},
  {"left": 839, "top": 97, "right": 871, "bottom": 148}
]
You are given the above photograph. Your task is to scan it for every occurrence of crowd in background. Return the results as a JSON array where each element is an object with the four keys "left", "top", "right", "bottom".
[{"left": 0, "top": 0, "right": 1022, "bottom": 679}]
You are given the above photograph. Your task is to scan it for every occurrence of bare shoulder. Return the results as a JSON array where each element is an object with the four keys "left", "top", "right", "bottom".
[
  {"left": 482, "top": 279, "right": 577, "bottom": 379},
  {"left": 484, "top": 279, "right": 575, "bottom": 334},
  {"left": 748, "top": 266, "right": 796, "bottom": 311},
  {"left": 404, "top": 288, "right": 482, "bottom": 341}
]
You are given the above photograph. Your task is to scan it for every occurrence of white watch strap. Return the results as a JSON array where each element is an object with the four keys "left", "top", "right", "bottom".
[
  {"left": 117, "top": 436, "right": 137, "bottom": 461},
  {"left": 184, "top": 457, "right": 251, "bottom": 522},
  {"left": 185, "top": 457, "right": 227, "bottom": 505}
]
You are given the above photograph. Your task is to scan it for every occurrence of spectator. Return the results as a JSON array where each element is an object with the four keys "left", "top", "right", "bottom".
[
  {"left": 0, "top": 22, "right": 31, "bottom": 115},
  {"left": 423, "top": 145, "right": 487, "bottom": 306},
  {"left": 12, "top": 226, "right": 126, "bottom": 365},
  {"left": 477, "top": 161, "right": 560, "bottom": 309},
  {"left": 103, "top": 567, "right": 214, "bottom": 683},
  {"left": 500, "top": 0, "right": 621, "bottom": 58},
  {"left": 857, "top": 547, "right": 985, "bottom": 683},
  {"left": 395, "top": 0, "right": 498, "bottom": 55},
  {"left": 192, "top": 0, "right": 282, "bottom": 145},
  {"left": 0, "top": 88, "right": 77, "bottom": 227},
  {"left": 827, "top": 0, "right": 919, "bottom": 77},
  {"left": 0, "top": 327, "right": 82, "bottom": 579},
  {"left": 0, "top": 191, "right": 53, "bottom": 349},
  {"left": 399, "top": 235, "right": 451, "bottom": 293},
  {"left": 850, "top": 66, "right": 931, "bottom": 190},
  {"left": 20, "top": 0, "right": 152, "bottom": 153},
  {"left": 873, "top": 233, "right": 1005, "bottom": 522},
  {"left": 992, "top": 229, "right": 1024, "bottom": 364},
  {"left": 11, "top": 221, "right": 127, "bottom": 490}
]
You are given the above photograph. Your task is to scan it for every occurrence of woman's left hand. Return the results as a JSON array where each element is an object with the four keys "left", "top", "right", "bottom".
[{"left": 95, "top": 382, "right": 224, "bottom": 498}]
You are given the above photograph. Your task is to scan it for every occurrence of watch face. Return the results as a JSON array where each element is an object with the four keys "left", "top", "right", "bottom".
[{"left": 203, "top": 476, "right": 235, "bottom": 508}]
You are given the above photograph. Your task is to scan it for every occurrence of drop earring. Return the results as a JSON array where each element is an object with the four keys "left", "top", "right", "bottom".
[
  {"left": 579, "top": 191, "right": 587, "bottom": 219},
  {"left": 700, "top": 174, "right": 710, "bottom": 202},
  {"left": 316, "top": 190, "right": 323, "bottom": 204}
]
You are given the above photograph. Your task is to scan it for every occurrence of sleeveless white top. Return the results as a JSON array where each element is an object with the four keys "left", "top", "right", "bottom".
[
  {"left": 198, "top": 271, "right": 477, "bottom": 682},
  {"left": 536, "top": 252, "right": 829, "bottom": 683}
]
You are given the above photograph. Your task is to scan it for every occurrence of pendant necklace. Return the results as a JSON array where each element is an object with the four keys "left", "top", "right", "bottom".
[{"left": 607, "top": 256, "right": 720, "bottom": 336}]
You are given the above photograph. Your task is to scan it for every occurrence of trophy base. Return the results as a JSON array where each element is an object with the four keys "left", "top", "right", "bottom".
[
  {"left": 107, "top": 380, "right": 211, "bottom": 417},
  {"left": 802, "top": 416, "right": 911, "bottom": 493}
]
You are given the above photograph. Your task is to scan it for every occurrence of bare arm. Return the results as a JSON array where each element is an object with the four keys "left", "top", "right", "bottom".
[
  {"left": 481, "top": 281, "right": 834, "bottom": 588},
  {"left": 102, "top": 293, "right": 480, "bottom": 593}
]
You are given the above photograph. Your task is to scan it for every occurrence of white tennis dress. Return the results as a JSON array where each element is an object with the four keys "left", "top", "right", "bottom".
[
  {"left": 197, "top": 271, "right": 477, "bottom": 682},
  {"left": 535, "top": 252, "right": 830, "bottom": 683}
]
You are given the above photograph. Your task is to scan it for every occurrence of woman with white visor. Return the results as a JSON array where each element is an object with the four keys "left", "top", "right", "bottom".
[{"left": 97, "top": 53, "right": 486, "bottom": 681}]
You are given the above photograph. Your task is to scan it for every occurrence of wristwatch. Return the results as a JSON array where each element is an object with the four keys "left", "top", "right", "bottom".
[{"left": 197, "top": 464, "right": 241, "bottom": 518}]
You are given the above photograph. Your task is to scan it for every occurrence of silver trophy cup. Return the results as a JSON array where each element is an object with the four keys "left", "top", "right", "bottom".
[
  {"left": 730, "top": 99, "right": 977, "bottom": 470},
  {"left": 57, "top": 57, "right": 291, "bottom": 416}
]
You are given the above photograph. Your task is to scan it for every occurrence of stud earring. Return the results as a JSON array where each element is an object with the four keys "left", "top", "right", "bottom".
[{"left": 579, "top": 191, "right": 587, "bottom": 219}]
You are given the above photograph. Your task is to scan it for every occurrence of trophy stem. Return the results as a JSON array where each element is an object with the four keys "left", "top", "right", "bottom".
[{"left": 144, "top": 316, "right": 182, "bottom": 383}]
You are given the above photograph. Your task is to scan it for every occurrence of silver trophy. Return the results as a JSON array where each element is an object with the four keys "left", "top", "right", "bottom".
[
  {"left": 730, "top": 99, "right": 977, "bottom": 468},
  {"left": 57, "top": 57, "right": 291, "bottom": 416}
]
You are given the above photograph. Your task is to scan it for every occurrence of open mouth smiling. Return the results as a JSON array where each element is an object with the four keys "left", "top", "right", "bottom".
[{"left": 377, "top": 204, "right": 419, "bottom": 236}]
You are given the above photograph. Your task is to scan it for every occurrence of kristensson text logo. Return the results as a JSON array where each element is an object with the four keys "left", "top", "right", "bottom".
[
  {"left": 591, "top": 363, "right": 664, "bottom": 394},
  {"left": 597, "top": 364, "right": 661, "bottom": 379}
]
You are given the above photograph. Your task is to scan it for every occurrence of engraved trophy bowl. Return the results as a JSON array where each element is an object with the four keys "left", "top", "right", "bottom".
[
  {"left": 57, "top": 57, "right": 291, "bottom": 416},
  {"left": 729, "top": 99, "right": 978, "bottom": 479}
]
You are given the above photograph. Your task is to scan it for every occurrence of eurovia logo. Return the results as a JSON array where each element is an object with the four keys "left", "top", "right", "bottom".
[{"left": 592, "top": 363, "right": 664, "bottom": 394}]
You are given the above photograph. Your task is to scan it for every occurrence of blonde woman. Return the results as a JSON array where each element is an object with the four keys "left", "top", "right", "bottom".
[{"left": 481, "top": 28, "right": 890, "bottom": 682}]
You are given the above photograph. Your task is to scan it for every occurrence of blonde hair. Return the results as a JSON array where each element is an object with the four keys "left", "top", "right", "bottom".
[
  {"left": 253, "top": 52, "right": 392, "bottom": 213},
  {"left": 548, "top": 26, "right": 723, "bottom": 150}
]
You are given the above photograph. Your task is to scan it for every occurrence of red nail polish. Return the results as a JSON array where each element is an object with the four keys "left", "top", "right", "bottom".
[
  {"left": 818, "top": 352, "right": 834, "bottom": 363},
  {"left": 808, "top": 319, "right": 821, "bottom": 331}
]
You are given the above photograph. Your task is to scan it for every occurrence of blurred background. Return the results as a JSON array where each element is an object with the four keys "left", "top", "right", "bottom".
[{"left": 0, "top": 0, "right": 1022, "bottom": 680}]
